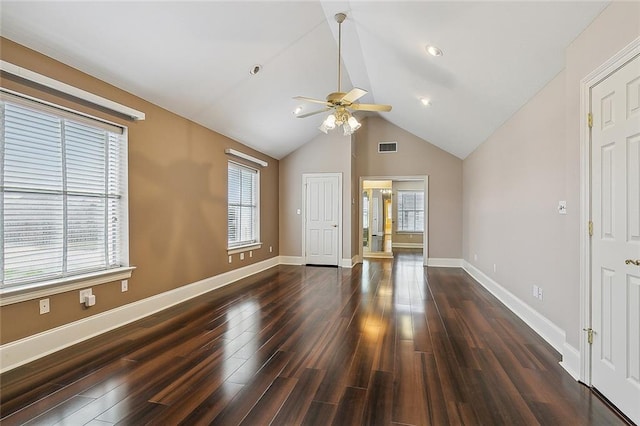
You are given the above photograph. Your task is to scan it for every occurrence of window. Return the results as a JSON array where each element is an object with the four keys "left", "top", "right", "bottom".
[
  {"left": 227, "top": 161, "right": 259, "bottom": 249},
  {"left": 0, "top": 93, "right": 129, "bottom": 290},
  {"left": 397, "top": 191, "right": 424, "bottom": 232}
]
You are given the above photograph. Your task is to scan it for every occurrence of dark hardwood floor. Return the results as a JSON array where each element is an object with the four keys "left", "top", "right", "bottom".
[{"left": 0, "top": 251, "right": 628, "bottom": 425}]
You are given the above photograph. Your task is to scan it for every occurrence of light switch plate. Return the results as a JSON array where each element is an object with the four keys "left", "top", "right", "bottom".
[{"left": 558, "top": 201, "right": 567, "bottom": 215}]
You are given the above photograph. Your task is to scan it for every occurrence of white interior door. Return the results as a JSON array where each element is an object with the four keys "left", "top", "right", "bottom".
[
  {"left": 591, "top": 53, "right": 640, "bottom": 425},
  {"left": 304, "top": 174, "right": 340, "bottom": 266}
]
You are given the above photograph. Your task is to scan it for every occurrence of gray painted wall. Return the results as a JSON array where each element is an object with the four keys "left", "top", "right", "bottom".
[{"left": 463, "top": 1, "right": 640, "bottom": 350}]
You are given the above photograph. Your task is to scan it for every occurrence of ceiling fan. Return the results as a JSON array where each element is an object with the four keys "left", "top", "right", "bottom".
[{"left": 294, "top": 12, "right": 392, "bottom": 135}]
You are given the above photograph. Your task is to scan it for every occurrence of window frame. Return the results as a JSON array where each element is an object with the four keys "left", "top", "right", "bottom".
[
  {"left": 227, "top": 160, "right": 261, "bottom": 254},
  {"left": 0, "top": 91, "right": 132, "bottom": 305},
  {"left": 396, "top": 190, "right": 425, "bottom": 233}
]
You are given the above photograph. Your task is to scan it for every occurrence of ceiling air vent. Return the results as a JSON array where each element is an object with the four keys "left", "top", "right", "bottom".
[{"left": 378, "top": 142, "right": 398, "bottom": 153}]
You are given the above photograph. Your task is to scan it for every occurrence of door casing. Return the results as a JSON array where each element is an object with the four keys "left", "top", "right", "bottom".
[{"left": 359, "top": 176, "right": 429, "bottom": 266}]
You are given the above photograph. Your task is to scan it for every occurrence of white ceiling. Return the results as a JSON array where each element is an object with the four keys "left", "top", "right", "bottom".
[{"left": 1, "top": 1, "right": 609, "bottom": 159}]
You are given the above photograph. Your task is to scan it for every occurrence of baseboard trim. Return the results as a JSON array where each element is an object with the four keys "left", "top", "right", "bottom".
[
  {"left": 462, "top": 261, "right": 567, "bottom": 357},
  {"left": 279, "top": 256, "right": 304, "bottom": 265},
  {"left": 341, "top": 258, "right": 354, "bottom": 268},
  {"left": 0, "top": 257, "right": 279, "bottom": 373},
  {"left": 560, "top": 342, "right": 580, "bottom": 380},
  {"left": 427, "top": 258, "right": 463, "bottom": 267}
]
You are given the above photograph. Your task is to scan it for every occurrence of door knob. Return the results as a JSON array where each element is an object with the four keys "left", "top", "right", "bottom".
[
  {"left": 625, "top": 259, "right": 640, "bottom": 266},
  {"left": 332, "top": 224, "right": 338, "bottom": 228}
]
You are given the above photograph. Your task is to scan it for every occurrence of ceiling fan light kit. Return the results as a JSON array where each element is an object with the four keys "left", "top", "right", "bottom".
[{"left": 294, "top": 12, "right": 391, "bottom": 136}]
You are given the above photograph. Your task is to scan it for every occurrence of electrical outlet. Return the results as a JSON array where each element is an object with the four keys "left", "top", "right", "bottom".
[
  {"left": 79, "top": 288, "right": 92, "bottom": 304},
  {"left": 269, "top": 246, "right": 273, "bottom": 253},
  {"left": 39, "top": 298, "right": 50, "bottom": 314},
  {"left": 228, "top": 255, "right": 232, "bottom": 263},
  {"left": 121, "top": 280, "right": 128, "bottom": 292},
  {"left": 538, "top": 287, "right": 544, "bottom": 301},
  {"left": 249, "top": 251, "right": 253, "bottom": 258},
  {"left": 240, "top": 252, "right": 245, "bottom": 260},
  {"left": 533, "top": 285, "right": 539, "bottom": 298}
]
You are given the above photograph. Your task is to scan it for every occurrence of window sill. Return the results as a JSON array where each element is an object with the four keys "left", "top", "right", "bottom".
[
  {"left": 396, "top": 231, "right": 424, "bottom": 234},
  {"left": 227, "top": 243, "right": 262, "bottom": 255},
  {"left": 0, "top": 266, "right": 136, "bottom": 306}
]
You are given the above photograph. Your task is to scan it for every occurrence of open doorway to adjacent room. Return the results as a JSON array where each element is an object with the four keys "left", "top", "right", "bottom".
[{"left": 360, "top": 176, "right": 428, "bottom": 265}]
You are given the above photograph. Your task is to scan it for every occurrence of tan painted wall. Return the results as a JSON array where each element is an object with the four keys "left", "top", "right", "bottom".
[
  {"left": 0, "top": 38, "right": 279, "bottom": 344},
  {"left": 278, "top": 131, "right": 352, "bottom": 259},
  {"left": 463, "top": 1, "right": 640, "bottom": 349},
  {"left": 355, "top": 116, "right": 463, "bottom": 259}
]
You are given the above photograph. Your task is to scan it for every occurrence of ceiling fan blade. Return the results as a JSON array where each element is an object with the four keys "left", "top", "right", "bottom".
[
  {"left": 340, "top": 88, "right": 368, "bottom": 103},
  {"left": 350, "top": 103, "right": 392, "bottom": 112},
  {"left": 296, "top": 108, "right": 331, "bottom": 118},
  {"left": 293, "top": 96, "right": 330, "bottom": 106}
]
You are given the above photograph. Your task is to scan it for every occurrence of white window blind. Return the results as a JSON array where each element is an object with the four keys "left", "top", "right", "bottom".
[
  {"left": 227, "top": 161, "right": 258, "bottom": 248},
  {"left": 0, "top": 95, "right": 127, "bottom": 288},
  {"left": 397, "top": 191, "right": 424, "bottom": 232}
]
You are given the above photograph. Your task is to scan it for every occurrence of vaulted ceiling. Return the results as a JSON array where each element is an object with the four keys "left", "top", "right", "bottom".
[{"left": 1, "top": 1, "right": 609, "bottom": 159}]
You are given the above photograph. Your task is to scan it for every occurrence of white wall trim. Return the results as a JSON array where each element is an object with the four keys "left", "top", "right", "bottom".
[
  {"left": 462, "top": 261, "right": 568, "bottom": 358},
  {"left": 560, "top": 343, "right": 581, "bottom": 381},
  {"left": 279, "top": 256, "right": 304, "bottom": 265},
  {"left": 391, "top": 242, "right": 423, "bottom": 249},
  {"left": 427, "top": 258, "right": 463, "bottom": 268},
  {"left": 0, "top": 267, "right": 135, "bottom": 306},
  {"left": 579, "top": 36, "right": 640, "bottom": 384},
  {"left": 0, "top": 257, "right": 279, "bottom": 373},
  {"left": 341, "top": 258, "right": 354, "bottom": 268}
]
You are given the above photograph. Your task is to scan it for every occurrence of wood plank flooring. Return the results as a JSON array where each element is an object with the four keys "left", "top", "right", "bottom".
[{"left": 0, "top": 251, "right": 628, "bottom": 425}]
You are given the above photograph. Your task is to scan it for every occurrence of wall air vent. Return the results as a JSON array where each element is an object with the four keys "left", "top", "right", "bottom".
[{"left": 378, "top": 142, "right": 398, "bottom": 153}]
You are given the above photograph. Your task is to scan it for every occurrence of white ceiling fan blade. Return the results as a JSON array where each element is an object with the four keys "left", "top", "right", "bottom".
[
  {"left": 350, "top": 103, "right": 392, "bottom": 112},
  {"left": 296, "top": 107, "right": 331, "bottom": 118},
  {"left": 340, "top": 87, "right": 368, "bottom": 103},
  {"left": 293, "top": 96, "right": 330, "bottom": 106}
]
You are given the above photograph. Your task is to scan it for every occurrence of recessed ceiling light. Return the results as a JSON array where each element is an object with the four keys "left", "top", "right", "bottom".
[
  {"left": 425, "top": 45, "right": 443, "bottom": 57},
  {"left": 294, "top": 106, "right": 302, "bottom": 115},
  {"left": 420, "top": 98, "right": 431, "bottom": 106},
  {"left": 249, "top": 64, "right": 262, "bottom": 75}
]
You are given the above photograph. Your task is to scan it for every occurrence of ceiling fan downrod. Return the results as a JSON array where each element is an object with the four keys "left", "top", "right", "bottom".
[{"left": 335, "top": 13, "right": 346, "bottom": 94}]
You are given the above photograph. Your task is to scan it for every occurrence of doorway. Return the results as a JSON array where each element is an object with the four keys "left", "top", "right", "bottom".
[
  {"left": 360, "top": 176, "right": 428, "bottom": 265},
  {"left": 362, "top": 181, "right": 393, "bottom": 258}
]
